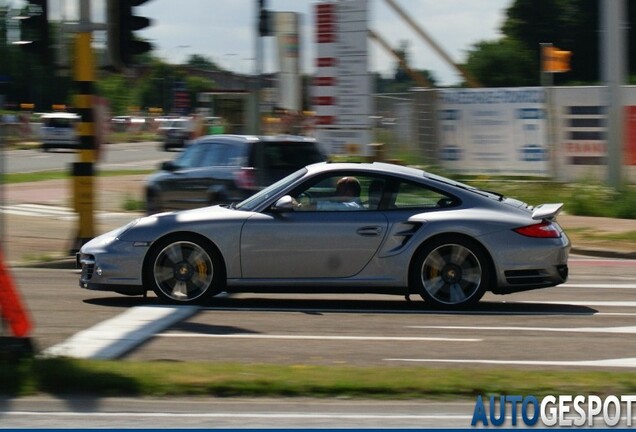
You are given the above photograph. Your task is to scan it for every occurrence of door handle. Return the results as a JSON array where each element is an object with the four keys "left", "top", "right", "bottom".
[{"left": 357, "top": 226, "right": 383, "bottom": 236}]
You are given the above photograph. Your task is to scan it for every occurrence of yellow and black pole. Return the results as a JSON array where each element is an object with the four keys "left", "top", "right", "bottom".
[{"left": 70, "top": 0, "right": 96, "bottom": 253}]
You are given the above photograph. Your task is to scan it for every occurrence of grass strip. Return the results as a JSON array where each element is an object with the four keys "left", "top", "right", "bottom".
[{"left": 2, "top": 358, "right": 636, "bottom": 399}]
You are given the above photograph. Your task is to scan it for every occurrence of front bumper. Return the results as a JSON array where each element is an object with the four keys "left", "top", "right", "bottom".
[{"left": 77, "top": 237, "right": 148, "bottom": 295}]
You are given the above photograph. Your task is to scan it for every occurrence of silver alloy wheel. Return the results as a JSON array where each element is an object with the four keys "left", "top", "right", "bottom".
[
  {"left": 420, "top": 243, "right": 482, "bottom": 305},
  {"left": 153, "top": 241, "right": 214, "bottom": 302}
]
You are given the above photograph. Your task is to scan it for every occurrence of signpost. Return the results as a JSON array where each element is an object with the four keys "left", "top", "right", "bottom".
[{"left": 313, "top": 0, "right": 372, "bottom": 157}]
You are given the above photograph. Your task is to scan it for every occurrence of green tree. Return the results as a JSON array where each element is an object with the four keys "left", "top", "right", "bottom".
[
  {"left": 375, "top": 40, "right": 437, "bottom": 92},
  {"left": 465, "top": 0, "right": 636, "bottom": 86},
  {"left": 184, "top": 75, "right": 215, "bottom": 104},
  {"left": 97, "top": 74, "right": 134, "bottom": 115},
  {"left": 137, "top": 59, "right": 181, "bottom": 113},
  {"left": 187, "top": 54, "right": 219, "bottom": 71},
  {"left": 502, "top": 0, "right": 595, "bottom": 83},
  {"left": 464, "top": 38, "right": 536, "bottom": 87}
]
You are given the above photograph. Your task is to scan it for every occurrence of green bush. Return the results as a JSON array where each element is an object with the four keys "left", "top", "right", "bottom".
[{"left": 566, "top": 183, "right": 636, "bottom": 219}]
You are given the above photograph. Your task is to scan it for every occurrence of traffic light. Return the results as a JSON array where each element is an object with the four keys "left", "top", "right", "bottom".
[
  {"left": 542, "top": 45, "right": 572, "bottom": 73},
  {"left": 107, "top": 0, "right": 153, "bottom": 70},
  {"left": 258, "top": 0, "right": 272, "bottom": 36},
  {"left": 13, "top": 0, "right": 50, "bottom": 64}
]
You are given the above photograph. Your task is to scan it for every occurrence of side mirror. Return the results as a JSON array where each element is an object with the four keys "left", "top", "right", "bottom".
[
  {"left": 160, "top": 161, "right": 176, "bottom": 171},
  {"left": 272, "top": 195, "right": 295, "bottom": 212}
]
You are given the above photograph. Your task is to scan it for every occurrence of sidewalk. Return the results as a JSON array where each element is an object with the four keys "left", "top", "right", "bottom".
[
  {"left": 2, "top": 175, "right": 146, "bottom": 266},
  {"left": 1, "top": 175, "right": 635, "bottom": 266}
]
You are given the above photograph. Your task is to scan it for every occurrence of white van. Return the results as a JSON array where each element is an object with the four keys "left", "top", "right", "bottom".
[{"left": 40, "top": 112, "right": 80, "bottom": 151}]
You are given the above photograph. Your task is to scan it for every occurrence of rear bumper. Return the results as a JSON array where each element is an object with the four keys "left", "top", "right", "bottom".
[
  {"left": 42, "top": 141, "right": 78, "bottom": 150},
  {"left": 494, "top": 264, "right": 568, "bottom": 294},
  {"left": 487, "top": 228, "right": 571, "bottom": 295}
]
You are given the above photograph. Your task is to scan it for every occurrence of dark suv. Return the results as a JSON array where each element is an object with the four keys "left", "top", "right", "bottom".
[{"left": 145, "top": 135, "right": 328, "bottom": 213}]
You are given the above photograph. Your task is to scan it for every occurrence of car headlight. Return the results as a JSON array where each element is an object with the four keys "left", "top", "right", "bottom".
[{"left": 91, "top": 218, "right": 140, "bottom": 247}]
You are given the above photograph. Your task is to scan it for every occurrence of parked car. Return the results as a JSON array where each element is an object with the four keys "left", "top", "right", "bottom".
[
  {"left": 145, "top": 134, "right": 328, "bottom": 213},
  {"left": 79, "top": 161, "right": 570, "bottom": 309},
  {"left": 158, "top": 117, "right": 192, "bottom": 151},
  {"left": 40, "top": 112, "right": 79, "bottom": 151}
]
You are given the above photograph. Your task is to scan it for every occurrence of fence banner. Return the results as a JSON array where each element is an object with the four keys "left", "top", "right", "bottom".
[{"left": 437, "top": 87, "right": 549, "bottom": 176}]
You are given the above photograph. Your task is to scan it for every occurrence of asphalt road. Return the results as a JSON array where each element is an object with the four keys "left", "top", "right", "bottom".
[
  {"left": 11, "top": 255, "right": 636, "bottom": 368},
  {"left": 4, "top": 142, "right": 172, "bottom": 174},
  {"left": 0, "top": 397, "right": 477, "bottom": 428},
  {"left": 5, "top": 255, "right": 636, "bottom": 428}
]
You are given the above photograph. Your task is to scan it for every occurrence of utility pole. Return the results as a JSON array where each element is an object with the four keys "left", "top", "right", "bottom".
[
  {"left": 70, "top": 0, "right": 97, "bottom": 252},
  {"left": 601, "top": 0, "right": 625, "bottom": 189}
]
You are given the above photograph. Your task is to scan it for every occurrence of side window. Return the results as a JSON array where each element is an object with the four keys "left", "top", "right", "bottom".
[
  {"left": 200, "top": 143, "right": 227, "bottom": 167},
  {"left": 392, "top": 181, "right": 457, "bottom": 209},
  {"left": 176, "top": 144, "right": 208, "bottom": 169},
  {"left": 224, "top": 144, "right": 245, "bottom": 167},
  {"left": 201, "top": 143, "right": 245, "bottom": 167},
  {"left": 293, "top": 174, "right": 386, "bottom": 212}
]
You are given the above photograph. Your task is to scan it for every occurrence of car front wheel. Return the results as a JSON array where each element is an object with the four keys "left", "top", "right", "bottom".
[
  {"left": 145, "top": 235, "right": 224, "bottom": 305},
  {"left": 412, "top": 236, "right": 490, "bottom": 309}
]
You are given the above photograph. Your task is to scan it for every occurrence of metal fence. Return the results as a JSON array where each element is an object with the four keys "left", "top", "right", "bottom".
[{"left": 372, "top": 89, "right": 438, "bottom": 163}]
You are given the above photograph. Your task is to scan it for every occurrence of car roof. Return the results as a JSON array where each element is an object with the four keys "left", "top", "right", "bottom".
[
  {"left": 41, "top": 112, "right": 79, "bottom": 119},
  {"left": 192, "top": 134, "right": 318, "bottom": 146},
  {"left": 305, "top": 161, "right": 427, "bottom": 178}
]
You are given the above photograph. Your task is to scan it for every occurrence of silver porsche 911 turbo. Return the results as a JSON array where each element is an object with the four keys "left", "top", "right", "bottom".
[{"left": 78, "top": 162, "right": 570, "bottom": 309}]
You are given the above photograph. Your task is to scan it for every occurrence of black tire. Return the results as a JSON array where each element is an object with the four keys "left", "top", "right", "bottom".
[
  {"left": 146, "top": 190, "right": 162, "bottom": 215},
  {"left": 144, "top": 234, "right": 224, "bottom": 305},
  {"left": 411, "top": 236, "right": 491, "bottom": 309}
]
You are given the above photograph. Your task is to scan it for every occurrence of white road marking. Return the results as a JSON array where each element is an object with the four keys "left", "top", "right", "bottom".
[
  {"left": 562, "top": 283, "right": 636, "bottom": 289},
  {"left": 385, "top": 357, "right": 636, "bottom": 368},
  {"left": 2, "top": 411, "right": 471, "bottom": 420},
  {"left": 408, "top": 325, "right": 636, "bottom": 334},
  {"left": 519, "top": 300, "right": 636, "bottom": 307},
  {"left": 42, "top": 306, "right": 198, "bottom": 360},
  {"left": 156, "top": 333, "right": 481, "bottom": 342},
  {"left": 0, "top": 204, "right": 75, "bottom": 218},
  {"left": 0, "top": 204, "right": 135, "bottom": 220}
]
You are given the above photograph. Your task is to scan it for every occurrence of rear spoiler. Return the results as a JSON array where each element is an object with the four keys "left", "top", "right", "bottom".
[{"left": 532, "top": 203, "right": 564, "bottom": 220}]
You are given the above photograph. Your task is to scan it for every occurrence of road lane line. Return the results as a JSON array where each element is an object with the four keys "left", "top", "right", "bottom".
[
  {"left": 561, "top": 283, "right": 636, "bottom": 289},
  {"left": 156, "top": 333, "right": 481, "bottom": 342},
  {"left": 519, "top": 300, "right": 636, "bottom": 307},
  {"left": 385, "top": 357, "right": 636, "bottom": 368},
  {"left": 41, "top": 306, "right": 198, "bottom": 360},
  {"left": 408, "top": 325, "right": 636, "bottom": 334},
  {"left": 2, "top": 411, "right": 473, "bottom": 421},
  {"left": 0, "top": 204, "right": 135, "bottom": 219}
]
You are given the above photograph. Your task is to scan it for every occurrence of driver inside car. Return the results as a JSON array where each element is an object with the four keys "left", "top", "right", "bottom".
[{"left": 294, "top": 176, "right": 364, "bottom": 211}]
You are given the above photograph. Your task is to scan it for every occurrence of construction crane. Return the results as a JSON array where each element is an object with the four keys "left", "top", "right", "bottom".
[
  {"left": 367, "top": 28, "right": 434, "bottom": 88},
  {"left": 383, "top": 0, "right": 481, "bottom": 88}
]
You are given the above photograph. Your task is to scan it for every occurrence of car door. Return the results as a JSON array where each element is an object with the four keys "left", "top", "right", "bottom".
[
  {"left": 240, "top": 211, "right": 388, "bottom": 279},
  {"left": 241, "top": 171, "right": 388, "bottom": 279},
  {"left": 160, "top": 143, "right": 211, "bottom": 209}
]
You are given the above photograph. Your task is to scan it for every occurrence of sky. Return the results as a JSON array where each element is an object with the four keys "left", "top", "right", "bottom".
[{"left": 44, "top": 0, "right": 511, "bottom": 86}]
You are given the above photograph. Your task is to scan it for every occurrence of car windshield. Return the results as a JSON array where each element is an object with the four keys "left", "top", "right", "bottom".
[
  {"left": 235, "top": 168, "right": 307, "bottom": 211},
  {"left": 44, "top": 117, "right": 74, "bottom": 128}
]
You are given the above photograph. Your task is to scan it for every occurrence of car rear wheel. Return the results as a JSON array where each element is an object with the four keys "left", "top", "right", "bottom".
[
  {"left": 145, "top": 235, "right": 224, "bottom": 305},
  {"left": 412, "top": 236, "right": 490, "bottom": 309}
]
